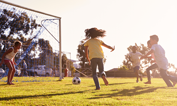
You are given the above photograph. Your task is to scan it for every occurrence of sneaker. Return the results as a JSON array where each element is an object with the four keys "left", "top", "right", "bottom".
[
  {"left": 172, "top": 81, "right": 177, "bottom": 87},
  {"left": 136, "top": 80, "right": 139, "bottom": 83},
  {"left": 95, "top": 88, "right": 100, "bottom": 90},
  {"left": 144, "top": 81, "right": 151, "bottom": 84},
  {"left": 102, "top": 74, "right": 109, "bottom": 86}
]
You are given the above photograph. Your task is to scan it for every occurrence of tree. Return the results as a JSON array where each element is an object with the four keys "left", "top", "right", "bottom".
[
  {"left": 77, "top": 41, "right": 90, "bottom": 69},
  {"left": 0, "top": 8, "right": 41, "bottom": 69},
  {"left": 34, "top": 39, "right": 53, "bottom": 68},
  {"left": 62, "top": 54, "right": 67, "bottom": 68},
  {"left": 0, "top": 9, "right": 41, "bottom": 40},
  {"left": 122, "top": 43, "right": 151, "bottom": 72},
  {"left": 118, "top": 65, "right": 129, "bottom": 71},
  {"left": 54, "top": 53, "right": 60, "bottom": 69}
]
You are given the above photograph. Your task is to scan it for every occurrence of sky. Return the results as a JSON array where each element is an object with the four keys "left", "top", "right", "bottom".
[{"left": 3, "top": 0, "right": 177, "bottom": 71}]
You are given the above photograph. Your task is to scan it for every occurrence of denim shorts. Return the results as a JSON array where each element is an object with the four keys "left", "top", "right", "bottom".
[{"left": 133, "top": 66, "right": 140, "bottom": 72}]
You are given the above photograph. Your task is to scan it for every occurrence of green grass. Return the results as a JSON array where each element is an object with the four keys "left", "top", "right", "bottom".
[{"left": 0, "top": 77, "right": 177, "bottom": 106}]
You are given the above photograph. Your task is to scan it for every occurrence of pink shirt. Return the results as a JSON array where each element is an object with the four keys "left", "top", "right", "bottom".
[{"left": 151, "top": 53, "right": 156, "bottom": 63}]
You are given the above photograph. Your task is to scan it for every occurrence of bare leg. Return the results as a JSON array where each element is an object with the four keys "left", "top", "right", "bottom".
[
  {"left": 5, "top": 62, "right": 13, "bottom": 84},
  {"left": 144, "top": 64, "right": 158, "bottom": 84},
  {"left": 139, "top": 74, "right": 142, "bottom": 81},
  {"left": 102, "top": 74, "right": 108, "bottom": 86},
  {"left": 135, "top": 71, "right": 139, "bottom": 83},
  {"left": 5, "top": 61, "right": 15, "bottom": 85},
  {"left": 7, "top": 70, "right": 12, "bottom": 85},
  {"left": 10, "top": 69, "right": 15, "bottom": 85}
]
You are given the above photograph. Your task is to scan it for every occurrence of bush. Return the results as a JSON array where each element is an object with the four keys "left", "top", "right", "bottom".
[{"left": 118, "top": 65, "right": 129, "bottom": 71}]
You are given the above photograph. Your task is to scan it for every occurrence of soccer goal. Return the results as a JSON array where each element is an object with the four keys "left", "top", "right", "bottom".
[{"left": 0, "top": 0, "right": 63, "bottom": 82}]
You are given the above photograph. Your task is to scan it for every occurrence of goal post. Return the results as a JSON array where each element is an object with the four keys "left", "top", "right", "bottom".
[{"left": 0, "top": 0, "right": 63, "bottom": 81}]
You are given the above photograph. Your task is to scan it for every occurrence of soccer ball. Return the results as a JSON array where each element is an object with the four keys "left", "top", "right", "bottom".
[{"left": 72, "top": 77, "right": 81, "bottom": 84}]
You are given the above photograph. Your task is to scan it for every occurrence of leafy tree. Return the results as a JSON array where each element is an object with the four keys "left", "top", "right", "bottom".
[
  {"left": 0, "top": 8, "right": 41, "bottom": 69},
  {"left": 62, "top": 54, "right": 67, "bottom": 68},
  {"left": 122, "top": 43, "right": 150, "bottom": 72},
  {"left": 54, "top": 53, "right": 60, "bottom": 69},
  {"left": 118, "top": 65, "right": 129, "bottom": 71},
  {"left": 0, "top": 8, "right": 40, "bottom": 40},
  {"left": 77, "top": 41, "right": 90, "bottom": 69},
  {"left": 35, "top": 39, "right": 53, "bottom": 66}
]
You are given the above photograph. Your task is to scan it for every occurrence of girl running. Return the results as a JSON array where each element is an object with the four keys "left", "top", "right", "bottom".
[{"left": 84, "top": 27, "right": 115, "bottom": 90}]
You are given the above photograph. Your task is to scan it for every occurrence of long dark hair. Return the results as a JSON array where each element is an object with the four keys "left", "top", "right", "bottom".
[{"left": 84, "top": 27, "right": 106, "bottom": 39}]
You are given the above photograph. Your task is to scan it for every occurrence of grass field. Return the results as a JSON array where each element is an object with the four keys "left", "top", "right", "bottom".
[{"left": 0, "top": 77, "right": 177, "bottom": 106}]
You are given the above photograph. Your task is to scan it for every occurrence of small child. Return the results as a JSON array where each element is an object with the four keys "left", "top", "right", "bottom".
[
  {"left": 144, "top": 40, "right": 158, "bottom": 84},
  {"left": 129, "top": 46, "right": 143, "bottom": 83},
  {"left": 141, "top": 35, "right": 177, "bottom": 87},
  {"left": 21, "top": 60, "right": 28, "bottom": 76},
  {"left": 84, "top": 27, "right": 115, "bottom": 90},
  {"left": 0, "top": 41, "right": 22, "bottom": 85}
]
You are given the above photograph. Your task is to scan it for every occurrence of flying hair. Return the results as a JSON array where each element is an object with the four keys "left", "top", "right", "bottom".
[{"left": 84, "top": 27, "right": 106, "bottom": 40}]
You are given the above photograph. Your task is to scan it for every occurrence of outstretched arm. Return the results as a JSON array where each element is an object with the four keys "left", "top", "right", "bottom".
[
  {"left": 141, "top": 49, "right": 154, "bottom": 59},
  {"left": 85, "top": 46, "right": 91, "bottom": 65},
  {"left": 151, "top": 60, "right": 156, "bottom": 64},
  {"left": 102, "top": 43, "right": 115, "bottom": 52}
]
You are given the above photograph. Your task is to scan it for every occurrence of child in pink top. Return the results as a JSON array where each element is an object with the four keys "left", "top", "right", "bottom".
[
  {"left": 144, "top": 40, "right": 158, "bottom": 84},
  {"left": 0, "top": 41, "right": 22, "bottom": 85}
]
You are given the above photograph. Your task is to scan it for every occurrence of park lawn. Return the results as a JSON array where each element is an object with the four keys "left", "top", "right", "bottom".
[{"left": 0, "top": 77, "right": 177, "bottom": 106}]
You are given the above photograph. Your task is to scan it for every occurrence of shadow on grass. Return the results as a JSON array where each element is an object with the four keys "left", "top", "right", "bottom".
[
  {"left": 88, "top": 82, "right": 134, "bottom": 87},
  {"left": 0, "top": 90, "right": 91, "bottom": 101},
  {"left": 108, "top": 82, "right": 134, "bottom": 86},
  {"left": 0, "top": 84, "right": 7, "bottom": 86},
  {"left": 65, "top": 84, "right": 73, "bottom": 86},
  {"left": 88, "top": 86, "right": 171, "bottom": 99}
]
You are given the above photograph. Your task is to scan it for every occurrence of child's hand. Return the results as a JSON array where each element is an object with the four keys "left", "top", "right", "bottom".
[
  {"left": 111, "top": 46, "right": 115, "bottom": 52},
  {"left": 151, "top": 60, "right": 155, "bottom": 64},
  {"left": 140, "top": 56, "right": 144, "bottom": 60},
  {"left": 14, "top": 62, "right": 17, "bottom": 65},
  {"left": 88, "top": 59, "right": 91, "bottom": 65}
]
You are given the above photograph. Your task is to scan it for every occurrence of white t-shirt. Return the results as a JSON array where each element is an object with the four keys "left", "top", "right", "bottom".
[
  {"left": 129, "top": 52, "right": 142, "bottom": 67},
  {"left": 151, "top": 44, "right": 168, "bottom": 70},
  {"left": 5, "top": 47, "right": 17, "bottom": 60}
]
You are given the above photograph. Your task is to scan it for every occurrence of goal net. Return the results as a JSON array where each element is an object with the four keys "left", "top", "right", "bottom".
[{"left": 0, "top": 0, "right": 62, "bottom": 82}]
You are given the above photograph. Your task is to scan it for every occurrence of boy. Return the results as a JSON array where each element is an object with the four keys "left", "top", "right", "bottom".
[
  {"left": 144, "top": 40, "right": 158, "bottom": 84},
  {"left": 141, "top": 35, "right": 177, "bottom": 87},
  {"left": 129, "top": 46, "right": 143, "bottom": 83}
]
